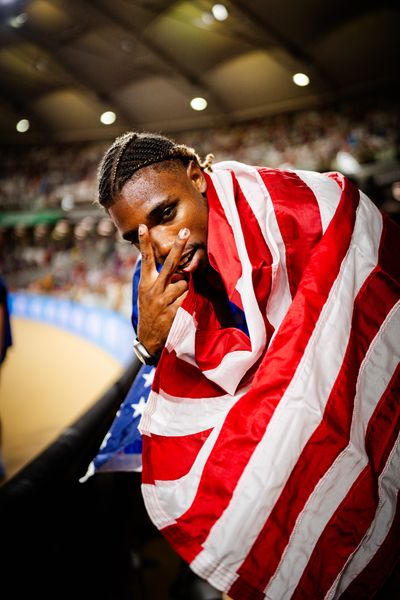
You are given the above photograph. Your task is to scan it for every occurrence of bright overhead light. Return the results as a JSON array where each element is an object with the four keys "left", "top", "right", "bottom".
[
  {"left": 16, "top": 118, "right": 30, "bottom": 133},
  {"left": 212, "top": 4, "right": 229, "bottom": 21},
  {"left": 8, "top": 12, "right": 28, "bottom": 28},
  {"left": 100, "top": 111, "right": 116, "bottom": 125},
  {"left": 292, "top": 72, "right": 310, "bottom": 87},
  {"left": 190, "top": 97, "right": 207, "bottom": 111}
]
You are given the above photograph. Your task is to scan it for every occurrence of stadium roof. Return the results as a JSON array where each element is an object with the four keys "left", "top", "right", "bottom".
[{"left": 0, "top": 0, "right": 399, "bottom": 145}]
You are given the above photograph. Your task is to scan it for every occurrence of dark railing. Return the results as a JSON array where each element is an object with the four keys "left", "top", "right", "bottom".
[{"left": 0, "top": 358, "right": 153, "bottom": 600}]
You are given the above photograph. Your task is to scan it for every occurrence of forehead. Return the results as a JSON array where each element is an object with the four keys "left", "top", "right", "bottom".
[{"left": 120, "top": 164, "right": 186, "bottom": 206}]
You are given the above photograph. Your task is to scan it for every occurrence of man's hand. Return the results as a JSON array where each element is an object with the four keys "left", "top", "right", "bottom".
[{"left": 137, "top": 224, "right": 190, "bottom": 356}]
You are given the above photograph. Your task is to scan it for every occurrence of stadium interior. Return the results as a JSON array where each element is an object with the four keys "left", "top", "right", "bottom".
[{"left": 0, "top": 1, "right": 399, "bottom": 599}]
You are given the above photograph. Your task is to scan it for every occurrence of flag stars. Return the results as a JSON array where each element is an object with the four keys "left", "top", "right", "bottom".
[
  {"left": 131, "top": 396, "right": 147, "bottom": 418},
  {"left": 142, "top": 368, "right": 155, "bottom": 388}
]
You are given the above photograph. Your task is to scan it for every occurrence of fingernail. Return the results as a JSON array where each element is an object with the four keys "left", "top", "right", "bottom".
[
  {"left": 138, "top": 224, "right": 145, "bottom": 235},
  {"left": 179, "top": 228, "right": 189, "bottom": 239}
]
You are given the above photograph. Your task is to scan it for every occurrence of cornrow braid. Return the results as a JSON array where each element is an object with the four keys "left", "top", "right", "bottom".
[{"left": 97, "top": 131, "right": 213, "bottom": 208}]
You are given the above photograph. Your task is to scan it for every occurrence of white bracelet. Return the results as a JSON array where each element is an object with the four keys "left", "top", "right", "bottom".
[{"left": 133, "top": 337, "right": 158, "bottom": 365}]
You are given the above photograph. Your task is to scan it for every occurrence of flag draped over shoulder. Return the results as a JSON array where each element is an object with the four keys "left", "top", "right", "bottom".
[{"left": 139, "top": 161, "right": 400, "bottom": 600}]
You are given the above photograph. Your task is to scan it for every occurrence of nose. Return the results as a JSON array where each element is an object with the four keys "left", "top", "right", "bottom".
[{"left": 149, "top": 227, "right": 174, "bottom": 264}]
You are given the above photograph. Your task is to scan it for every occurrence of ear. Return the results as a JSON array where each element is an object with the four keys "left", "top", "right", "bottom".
[{"left": 187, "top": 160, "right": 207, "bottom": 194}]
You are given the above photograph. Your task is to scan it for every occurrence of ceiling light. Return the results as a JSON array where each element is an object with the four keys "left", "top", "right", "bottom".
[
  {"left": 212, "top": 4, "right": 228, "bottom": 21},
  {"left": 190, "top": 97, "right": 207, "bottom": 111},
  {"left": 100, "top": 111, "right": 116, "bottom": 125},
  {"left": 292, "top": 73, "right": 310, "bottom": 87},
  {"left": 16, "top": 118, "right": 29, "bottom": 133},
  {"left": 8, "top": 12, "right": 28, "bottom": 28}
]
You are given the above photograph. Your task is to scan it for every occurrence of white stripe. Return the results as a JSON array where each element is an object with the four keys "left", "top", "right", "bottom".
[
  {"left": 295, "top": 169, "right": 343, "bottom": 233},
  {"left": 227, "top": 163, "right": 293, "bottom": 330},
  {"left": 189, "top": 192, "right": 382, "bottom": 589},
  {"left": 191, "top": 547, "right": 239, "bottom": 593},
  {"left": 265, "top": 302, "right": 400, "bottom": 600},
  {"left": 165, "top": 306, "right": 198, "bottom": 367},
  {"left": 139, "top": 387, "right": 244, "bottom": 436}
]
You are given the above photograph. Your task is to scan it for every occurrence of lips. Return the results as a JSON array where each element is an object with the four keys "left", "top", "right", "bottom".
[{"left": 176, "top": 249, "right": 195, "bottom": 272}]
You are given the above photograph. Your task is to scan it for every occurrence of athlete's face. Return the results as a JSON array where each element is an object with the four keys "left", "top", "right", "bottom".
[{"left": 109, "top": 161, "right": 209, "bottom": 275}]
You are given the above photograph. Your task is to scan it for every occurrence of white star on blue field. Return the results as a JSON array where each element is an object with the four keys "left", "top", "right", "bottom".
[{"left": 84, "top": 365, "right": 156, "bottom": 476}]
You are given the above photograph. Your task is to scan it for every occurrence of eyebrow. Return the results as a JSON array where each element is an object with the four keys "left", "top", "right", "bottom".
[{"left": 122, "top": 196, "right": 176, "bottom": 244}]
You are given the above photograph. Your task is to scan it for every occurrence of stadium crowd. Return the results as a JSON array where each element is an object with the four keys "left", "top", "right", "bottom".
[{"left": 1, "top": 99, "right": 399, "bottom": 316}]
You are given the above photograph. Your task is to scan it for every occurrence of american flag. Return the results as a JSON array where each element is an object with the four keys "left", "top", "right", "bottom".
[
  {"left": 80, "top": 364, "right": 154, "bottom": 480},
  {"left": 138, "top": 162, "right": 400, "bottom": 599}
]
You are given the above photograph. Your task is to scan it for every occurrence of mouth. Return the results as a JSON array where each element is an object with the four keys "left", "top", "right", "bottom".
[{"left": 177, "top": 248, "right": 196, "bottom": 272}]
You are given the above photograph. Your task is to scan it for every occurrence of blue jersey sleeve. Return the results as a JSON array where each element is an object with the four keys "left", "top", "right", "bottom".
[{"left": 131, "top": 257, "right": 141, "bottom": 333}]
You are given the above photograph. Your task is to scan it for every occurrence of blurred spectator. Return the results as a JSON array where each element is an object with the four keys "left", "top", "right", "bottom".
[{"left": 0, "top": 275, "right": 12, "bottom": 480}]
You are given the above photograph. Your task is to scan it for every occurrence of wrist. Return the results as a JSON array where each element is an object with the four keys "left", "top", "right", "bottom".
[{"left": 133, "top": 337, "right": 160, "bottom": 366}]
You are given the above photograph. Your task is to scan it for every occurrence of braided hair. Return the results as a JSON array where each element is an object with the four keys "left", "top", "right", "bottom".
[{"left": 97, "top": 131, "right": 214, "bottom": 208}]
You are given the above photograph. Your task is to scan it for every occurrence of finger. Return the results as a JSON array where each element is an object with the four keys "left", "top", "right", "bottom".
[
  {"left": 169, "top": 290, "right": 189, "bottom": 314},
  {"left": 157, "top": 228, "right": 190, "bottom": 288},
  {"left": 138, "top": 224, "right": 157, "bottom": 281},
  {"left": 163, "top": 279, "right": 189, "bottom": 305}
]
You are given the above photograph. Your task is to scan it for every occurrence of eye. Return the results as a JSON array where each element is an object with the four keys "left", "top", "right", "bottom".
[{"left": 161, "top": 204, "right": 177, "bottom": 222}]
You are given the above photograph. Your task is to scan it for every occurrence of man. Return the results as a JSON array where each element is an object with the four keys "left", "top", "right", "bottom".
[{"left": 97, "top": 131, "right": 400, "bottom": 600}]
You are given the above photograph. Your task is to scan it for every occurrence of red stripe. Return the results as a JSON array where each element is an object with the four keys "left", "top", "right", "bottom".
[
  {"left": 365, "top": 363, "right": 400, "bottom": 470},
  {"left": 161, "top": 176, "right": 359, "bottom": 560},
  {"left": 257, "top": 168, "right": 323, "bottom": 298},
  {"left": 231, "top": 219, "right": 397, "bottom": 595},
  {"left": 142, "top": 428, "right": 213, "bottom": 484},
  {"left": 153, "top": 348, "right": 227, "bottom": 398},
  {"left": 195, "top": 327, "right": 251, "bottom": 371},
  {"left": 340, "top": 493, "right": 400, "bottom": 599},
  {"left": 205, "top": 173, "right": 243, "bottom": 307},
  {"left": 224, "top": 577, "right": 265, "bottom": 600},
  {"left": 291, "top": 363, "right": 400, "bottom": 599}
]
